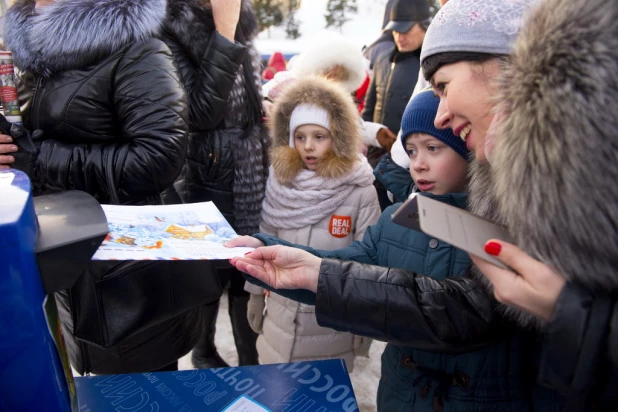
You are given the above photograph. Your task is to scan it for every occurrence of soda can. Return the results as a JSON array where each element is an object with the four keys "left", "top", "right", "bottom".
[{"left": 0, "top": 51, "right": 23, "bottom": 124}]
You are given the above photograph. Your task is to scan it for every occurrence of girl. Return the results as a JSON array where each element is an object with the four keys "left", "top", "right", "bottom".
[{"left": 245, "top": 75, "right": 381, "bottom": 370}]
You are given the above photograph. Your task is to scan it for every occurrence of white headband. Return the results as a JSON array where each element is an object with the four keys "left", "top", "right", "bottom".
[{"left": 288, "top": 104, "right": 331, "bottom": 147}]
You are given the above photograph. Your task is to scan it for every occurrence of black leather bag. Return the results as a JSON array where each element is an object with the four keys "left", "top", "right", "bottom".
[{"left": 61, "top": 259, "right": 221, "bottom": 348}]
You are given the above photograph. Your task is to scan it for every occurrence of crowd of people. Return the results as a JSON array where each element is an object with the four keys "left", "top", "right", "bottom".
[{"left": 0, "top": 0, "right": 616, "bottom": 411}]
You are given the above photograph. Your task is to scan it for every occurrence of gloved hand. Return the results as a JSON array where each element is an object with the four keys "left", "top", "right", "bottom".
[
  {"left": 376, "top": 127, "right": 397, "bottom": 152},
  {"left": 246, "top": 293, "right": 266, "bottom": 333},
  {"left": 0, "top": 114, "right": 43, "bottom": 178}
]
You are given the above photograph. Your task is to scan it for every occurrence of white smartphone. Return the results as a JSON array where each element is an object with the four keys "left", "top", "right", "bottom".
[{"left": 392, "top": 193, "right": 512, "bottom": 270}]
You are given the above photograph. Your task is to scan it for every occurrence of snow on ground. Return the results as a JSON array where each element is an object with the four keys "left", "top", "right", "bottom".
[
  {"left": 255, "top": 0, "right": 389, "bottom": 55},
  {"left": 178, "top": 291, "right": 386, "bottom": 412}
]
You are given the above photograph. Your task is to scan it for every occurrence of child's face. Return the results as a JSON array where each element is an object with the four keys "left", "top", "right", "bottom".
[
  {"left": 406, "top": 133, "right": 468, "bottom": 194},
  {"left": 294, "top": 124, "right": 333, "bottom": 171}
]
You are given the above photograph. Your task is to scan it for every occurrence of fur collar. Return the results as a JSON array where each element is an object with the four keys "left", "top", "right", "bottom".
[
  {"left": 270, "top": 76, "right": 362, "bottom": 183},
  {"left": 467, "top": 158, "right": 542, "bottom": 328},
  {"left": 164, "top": 0, "right": 258, "bottom": 64},
  {"left": 492, "top": 0, "right": 618, "bottom": 294},
  {"left": 4, "top": 0, "right": 167, "bottom": 77}
]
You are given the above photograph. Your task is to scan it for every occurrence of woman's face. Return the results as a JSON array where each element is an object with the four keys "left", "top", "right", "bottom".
[{"left": 431, "top": 59, "right": 500, "bottom": 164}]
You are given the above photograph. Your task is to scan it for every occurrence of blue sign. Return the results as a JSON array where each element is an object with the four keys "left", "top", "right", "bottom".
[{"left": 76, "top": 359, "right": 358, "bottom": 412}]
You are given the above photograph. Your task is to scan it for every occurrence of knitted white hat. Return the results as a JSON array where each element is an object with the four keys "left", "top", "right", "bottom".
[{"left": 288, "top": 104, "right": 331, "bottom": 147}]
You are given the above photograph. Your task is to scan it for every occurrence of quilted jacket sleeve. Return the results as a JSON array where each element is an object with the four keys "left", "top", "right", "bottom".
[
  {"left": 36, "top": 39, "right": 189, "bottom": 201},
  {"left": 167, "top": 31, "right": 246, "bottom": 130},
  {"left": 315, "top": 259, "right": 511, "bottom": 353}
]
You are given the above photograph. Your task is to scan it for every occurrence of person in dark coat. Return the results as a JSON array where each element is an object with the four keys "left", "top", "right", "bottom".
[
  {"left": 164, "top": 0, "right": 269, "bottom": 368},
  {"left": 362, "top": 0, "right": 430, "bottom": 210},
  {"left": 362, "top": 0, "right": 396, "bottom": 71},
  {"left": 0, "top": 0, "right": 229, "bottom": 374}
]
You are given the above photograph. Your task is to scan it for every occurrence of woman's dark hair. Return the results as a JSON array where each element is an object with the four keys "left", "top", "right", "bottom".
[{"left": 421, "top": 52, "right": 507, "bottom": 82}]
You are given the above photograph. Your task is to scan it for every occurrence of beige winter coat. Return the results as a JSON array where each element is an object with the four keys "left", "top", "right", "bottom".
[
  {"left": 250, "top": 184, "right": 380, "bottom": 371},
  {"left": 246, "top": 76, "right": 381, "bottom": 371}
]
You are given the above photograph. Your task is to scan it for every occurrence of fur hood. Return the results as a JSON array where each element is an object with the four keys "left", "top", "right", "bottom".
[
  {"left": 290, "top": 31, "right": 367, "bottom": 93},
  {"left": 492, "top": 0, "right": 618, "bottom": 292},
  {"left": 3, "top": 0, "right": 167, "bottom": 77},
  {"left": 269, "top": 76, "right": 362, "bottom": 183}
]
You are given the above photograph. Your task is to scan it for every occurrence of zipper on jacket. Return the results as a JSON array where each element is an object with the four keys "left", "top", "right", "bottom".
[
  {"left": 381, "top": 54, "right": 398, "bottom": 126},
  {"left": 31, "top": 77, "right": 47, "bottom": 130}
]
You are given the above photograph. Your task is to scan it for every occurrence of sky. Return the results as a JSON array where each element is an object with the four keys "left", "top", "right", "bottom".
[{"left": 255, "top": 0, "right": 388, "bottom": 55}]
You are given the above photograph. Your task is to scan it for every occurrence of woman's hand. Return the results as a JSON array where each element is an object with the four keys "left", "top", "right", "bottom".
[
  {"left": 224, "top": 235, "right": 265, "bottom": 249},
  {"left": 230, "top": 245, "right": 321, "bottom": 292},
  {"left": 471, "top": 239, "right": 567, "bottom": 321},
  {"left": 211, "top": 0, "right": 241, "bottom": 43},
  {"left": 0, "top": 137, "right": 17, "bottom": 169}
]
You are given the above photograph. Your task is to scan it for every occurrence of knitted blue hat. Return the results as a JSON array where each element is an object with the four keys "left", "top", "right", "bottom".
[{"left": 400, "top": 88, "right": 468, "bottom": 159}]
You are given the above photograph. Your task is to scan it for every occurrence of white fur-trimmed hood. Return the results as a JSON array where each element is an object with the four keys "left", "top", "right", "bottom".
[{"left": 3, "top": 0, "right": 167, "bottom": 77}]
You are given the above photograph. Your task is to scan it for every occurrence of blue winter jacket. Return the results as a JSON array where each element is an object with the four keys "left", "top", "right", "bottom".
[{"left": 253, "top": 192, "right": 564, "bottom": 411}]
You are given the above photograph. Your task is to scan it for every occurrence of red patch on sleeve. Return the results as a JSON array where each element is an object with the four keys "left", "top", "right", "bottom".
[{"left": 329, "top": 215, "right": 352, "bottom": 238}]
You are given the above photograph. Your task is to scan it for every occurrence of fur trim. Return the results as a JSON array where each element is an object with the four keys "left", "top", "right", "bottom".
[
  {"left": 492, "top": 0, "right": 618, "bottom": 293},
  {"left": 290, "top": 31, "right": 367, "bottom": 93},
  {"left": 271, "top": 146, "right": 306, "bottom": 184},
  {"left": 270, "top": 75, "right": 362, "bottom": 181},
  {"left": 314, "top": 150, "right": 358, "bottom": 180},
  {"left": 467, "top": 158, "right": 542, "bottom": 328},
  {"left": 4, "top": 0, "right": 167, "bottom": 76}
]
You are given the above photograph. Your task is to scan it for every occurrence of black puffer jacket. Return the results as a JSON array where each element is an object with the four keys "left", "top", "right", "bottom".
[
  {"left": 166, "top": 0, "right": 269, "bottom": 236},
  {"left": 362, "top": 47, "right": 420, "bottom": 169},
  {"left": 362, "top": 47, "right": 421, "bottom": 136},
  {"left": 4, "top": 0, "right": 221, "bottom": 374}
]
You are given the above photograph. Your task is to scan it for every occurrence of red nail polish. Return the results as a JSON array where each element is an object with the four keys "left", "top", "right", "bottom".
[
  {"left": 244, "top": 251, "right": 252, "bottom": 256},
  {"left": 484, "top": 241, "right": 502, "bottom": 256}
]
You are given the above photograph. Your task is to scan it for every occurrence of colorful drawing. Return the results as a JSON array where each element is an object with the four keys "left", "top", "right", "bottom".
[
  {"left": 116, "top": 236, "right": 136, "bottom": 246},
  {"left": 92, "top": 201, "right": 254, "bottom": 261},
  {"left": 142, "top": 241, "right": 164, "bottom": 250},
  {"left": 165, "top": 224, "right": 213, "bottom": 240}
]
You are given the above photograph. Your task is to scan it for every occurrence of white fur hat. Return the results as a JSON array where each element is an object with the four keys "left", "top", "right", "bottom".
[{"left": 291, "top": 30, "right": 367, "bottom": 93}]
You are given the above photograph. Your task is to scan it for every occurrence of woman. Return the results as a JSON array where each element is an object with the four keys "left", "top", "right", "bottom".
[
  {"left": 230, "top": 0, "right": 618, "bottom": 408},
  {"left": 163, "top": 0, "right": 269, "bottom": 368},
  {"left": 0, "top": 0, "right": 233, "bottom": 374}
]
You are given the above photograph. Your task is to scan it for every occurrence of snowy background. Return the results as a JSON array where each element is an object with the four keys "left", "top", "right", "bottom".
[
  {"left": 255, "top": 0, "right": 390, "bottom": 56},
  {"left": 178, "top": 292, "right": 387, "bottom": 412}
]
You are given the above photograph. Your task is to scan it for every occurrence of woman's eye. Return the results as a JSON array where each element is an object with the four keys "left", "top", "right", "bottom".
[
  {"left": 433, "top": 83, "right": 447, "bottom": 96},
  {"left": 316, "top": 135, "right": 324, "bottom": 140}
]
